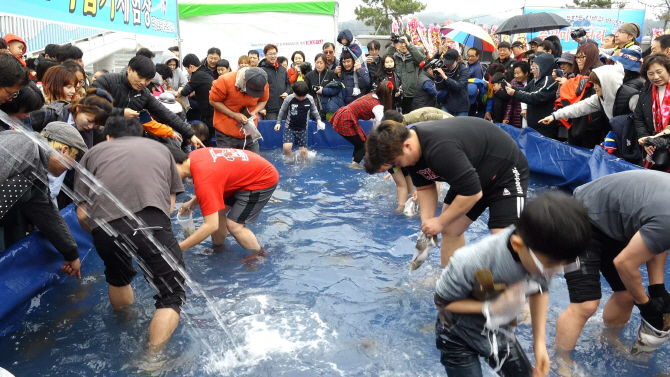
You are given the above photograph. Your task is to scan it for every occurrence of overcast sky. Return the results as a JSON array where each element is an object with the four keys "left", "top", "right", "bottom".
[{"left": 337, "top": 0, "right": 652, "bottom": 22}]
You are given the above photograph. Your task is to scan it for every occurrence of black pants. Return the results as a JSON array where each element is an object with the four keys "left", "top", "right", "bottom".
[
  {"left": 201, "top": 114, "right": 214, "bottom": 147},
  {"left": 401, "top": 97, "right": 414, "bottom": 115},
  {"left": 568, "top": 128, "right": 603, "bottom": 149},
  {"left": 342, "top": 135, "right": 366, "bottom": 163}
]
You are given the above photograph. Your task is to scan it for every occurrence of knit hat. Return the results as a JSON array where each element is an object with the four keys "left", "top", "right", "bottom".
[
  {"left": 609, "top": 48, "right": 642, "bottom": 72},
  {"left": 245, "top": 67, "right": 268, "bottom": 98},
  {"left": 619, "top": 22, "right": 641, "bottom": 39},
  {"left": 41, "top": 121, "right": 89, "bottom": 153}
]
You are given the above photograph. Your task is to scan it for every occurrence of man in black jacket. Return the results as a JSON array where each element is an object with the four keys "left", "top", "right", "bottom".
[
  {"left": 436, "top": 50, "right": 470, "bottom": 117},
  {"left": 495, "top": 42, "right": 515, "bottom": 81},
  {"left": 258, "top": 44, "right": 291, "bottom": 120},
  {"left": 93, "top": 56, "right": 204, "bottom": 148},
  {"left": 179, "top": 53, "right": 214, "bottom": 145}
]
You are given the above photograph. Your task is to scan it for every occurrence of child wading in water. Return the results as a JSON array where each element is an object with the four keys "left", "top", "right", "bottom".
[
  {"left": 274, "top": 81, "right": 324, "bottom": 160},
  {"left": 434, "top": 193, "right": 591, "bottom": 377}
]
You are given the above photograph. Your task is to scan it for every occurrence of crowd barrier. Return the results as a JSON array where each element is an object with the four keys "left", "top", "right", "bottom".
[{"left": 0, "top": 119, "right": 642, "bottom": 331}]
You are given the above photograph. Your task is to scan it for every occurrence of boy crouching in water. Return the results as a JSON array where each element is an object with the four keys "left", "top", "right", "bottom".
[{"left": 433, "top": 192, "right": 591, "bottom": 377}]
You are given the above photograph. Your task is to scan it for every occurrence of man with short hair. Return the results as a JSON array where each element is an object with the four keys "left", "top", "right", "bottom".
[
  {"left": 202, "top": 47, "right": 221, "bottom": 79},
  {"left": 366, "top": 40, "right": 382, "bottom": 79},
  {"left": 365, "top": 117, "right": 529, "bottom": 267},
  {"left": 511, "top": 41, "right": 525, "bottom": 62},
  {"left": 495, "top": 41, "right": 515, "bottom": 81},
  {"left": 179, "top": 53, "right": 215, "bottom": 145},
  {"left": 44, "top": 44, "right": 59, "bottom": 60},
  {"left": 56, "top": 44, "right": 84, "bottom": 67},
  {"left": 136, "top": 47, "right": 155, "bottom": 60},
  {"left": 652, "top": 34, "right": 670, "bottom": 57},
  {"left": 323, "top": 42, "right": 338, "bottom": 71},
  {"left": 602, "top": 34, "right": 616, "bottom": 49},
  {"left": 209, "top": 67, "right": 269, "bottom": 152},
  {"left": 556, "top": 170, "right": 670, "bottom": 353},
  {"left": 93, "top": 56, "right": 205, "bottom": 149},
  {"left": 466, "top": 48, "right": 483, "bottom": 79},
  {"left": 75, "top": 116, "right": 186, "bottom": 348},
  {"left": 0, "top": 122, "right": 86, "bottom": 275},
  {"left": 171, "top": 146, "right": 278, "bottom": 262},
  {"left": 248, "top": 50, "right": 260, "bottom": 67},
  {"left": 0, "top": 53, "right": 30, "bottom": 105},
  {"left": 386, "top": 34, "right": 425, "bottom": 112}
]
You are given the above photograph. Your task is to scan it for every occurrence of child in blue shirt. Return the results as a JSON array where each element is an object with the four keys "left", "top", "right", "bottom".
[{"left": 274, "top": 81, "right": 323, "bottom": 159}]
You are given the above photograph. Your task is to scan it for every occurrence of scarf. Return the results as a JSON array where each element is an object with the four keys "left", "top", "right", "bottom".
[
  {"left": 652, "top": 84, "right": 670, "bottom": 134},
  {"left": 445, "top": 63, "right": 460, "bottom": 79}
]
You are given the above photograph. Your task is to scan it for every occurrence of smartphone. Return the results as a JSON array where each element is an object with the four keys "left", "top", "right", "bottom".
[
  {"left": 555, "top": 69, "right": 564, "bottom": 78},
  {"left": 501, "top": 79, "right": 508, "bottom": 89}
]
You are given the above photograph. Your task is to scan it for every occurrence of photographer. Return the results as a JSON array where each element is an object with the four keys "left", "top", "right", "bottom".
[
  {"left": 571, "top": 28, "right": 587, "bottom": 43},
  {"left": 303, "top": 53, "right": 337, "bottom": 118},
  {"left": 413, "top": 58, "right": 445, "bottom": 110},
  {"left": 436, "top": 49, "right": 470, "bottom": 117},
  {"left": 366, "top": 40, "right": 382, "bottom": 80},
  {"left": 386, "top": 33, "right": 425, "bottom": 112}
]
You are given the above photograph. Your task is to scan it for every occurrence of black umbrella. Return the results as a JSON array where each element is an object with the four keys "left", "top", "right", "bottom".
[{"left": 497, "top": 12, "right": 570, "bottom": 35}]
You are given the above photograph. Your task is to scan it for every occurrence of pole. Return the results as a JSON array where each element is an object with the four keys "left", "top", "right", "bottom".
[{"left": 175, "top": 0, "right": 181, "bottom": 60}]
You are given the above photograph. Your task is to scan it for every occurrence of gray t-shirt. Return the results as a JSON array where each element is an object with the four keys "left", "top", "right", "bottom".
[
  {"left": 574, "top": 170, "right": 670, "bottom": 255},
  {"left": 75, "top": 137, "right": 184, "bottom": 229},
  {"left": 435, "top": 226, "right": 549, "bottom": 303}
]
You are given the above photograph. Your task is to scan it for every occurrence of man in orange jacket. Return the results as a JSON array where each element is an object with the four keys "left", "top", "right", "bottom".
[{"left": 209, "top": 67, "right": 269, "bottom": 152}]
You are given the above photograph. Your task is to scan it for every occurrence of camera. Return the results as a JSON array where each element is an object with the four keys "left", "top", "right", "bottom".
[
  {"left": 372, "top": 56, "right": 380, "bottom": 63},
  {"left": 391, "top": 32, "right": 400, "bottom": 44},
  {"left": 312, "top": 85, "right": 321, "bottom": 92},
  {"left": 570, "top": 28, "right": 587, "bottom": 40},
  {"left": 426, "top": 59, "right": 444, "bottom": 70}
]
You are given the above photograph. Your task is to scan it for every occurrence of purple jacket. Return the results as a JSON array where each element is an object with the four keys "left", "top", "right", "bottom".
[{"left": 504, "top": 78, "right": 526, "bottom": 128}]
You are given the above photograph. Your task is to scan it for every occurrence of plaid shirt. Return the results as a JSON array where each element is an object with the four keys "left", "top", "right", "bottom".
[{"left": 331, "top": 94, "right": 380, "bottom": 140}]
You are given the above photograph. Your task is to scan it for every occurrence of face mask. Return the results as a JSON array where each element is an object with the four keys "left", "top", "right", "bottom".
[
  {"left": 385, "top": 67, "right": 395, "bottom": 73},
  {"left": 528, "top": 247, "right": 575, "bottom": 277}
]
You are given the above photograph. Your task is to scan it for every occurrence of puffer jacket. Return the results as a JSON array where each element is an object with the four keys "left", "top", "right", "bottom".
[
  {"left": 180, "top": 65, "right": 214, "bottom": 118},
  {"left": 258, "top": 58, "right": 292, "bottom": 113},
  {"left": 504, "top": 78, "right": 526, "bottom": 128},
  {"left": 385, "top": 42, "right": 425, "bottom": 98},
  {"left": 339, "top": 65, "right": 370, "bottom": 105},
  {"left": 92, "top": 72, "right": 194, "bottom": 139},
  {"left": 436, "top": 62, "right": 470, "bottom": 113},
  {"left": 512, "top": 53, "right": 559, "bottom": 139},
  {"left": 304, "top": 68, "right": 337, "bottom": 115},
  {"left": 321, "top": 80, "right": 346, "bottom": 115},
  {"left": 161, "top": 49, "right": 187, "bottom": 89}
]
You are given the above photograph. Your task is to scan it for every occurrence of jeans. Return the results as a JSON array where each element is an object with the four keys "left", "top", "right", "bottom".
[
  {"left": 444, "top": 108, "right": 469, "bottom": 117},
  {"left": 435, "top": 316, "right": 532, "bottom": 377}
]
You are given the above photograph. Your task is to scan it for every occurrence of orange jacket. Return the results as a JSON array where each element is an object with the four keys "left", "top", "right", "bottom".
[
  {"left": 209, "top": 70, "right": 269, "bottom": 139},
  {"left": 288, "top": 66, "right": 299, "bottom": 84},
  {"left": 3, "top": 33, "right": 26, "bottom": 66},
  {"left": 143, "top": 118, "right": 175, "bottom": 138}
]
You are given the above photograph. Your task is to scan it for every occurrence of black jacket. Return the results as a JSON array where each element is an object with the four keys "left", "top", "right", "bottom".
[
  {"left": 437, "top": 62, "right": 470, "bottom": 113},
  {"left": 92, "top": 72, "right": 194, "bottom": 139},
  {"left": 496, "top": 57, "right": 515, "bottom": 81},
  {"left": 492, "top": 89, "right": 511, "bottom": 123},
  {"left": 200, "top": 58, "right": 219, "bottom": 80},
  {"left": 304, "top": 69, "right": 337, "bottom": 114},
  {"left": 512, "top": 53, "right": 559, "bottom": 139},
  {"left": 633, "top": 81, "right": 656, "bottom": 139},
  {"left": 180, "top": 65, "right": 214, "bottom": 118},
  {"left": 258, "top": 59, "right": 292, "bottom": 113}
]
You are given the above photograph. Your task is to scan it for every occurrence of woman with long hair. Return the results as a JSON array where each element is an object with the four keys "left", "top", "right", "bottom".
[
  {"left": 331, "top": 81, "right": 393, "bottom": 169},
  {"left": 42, "top": 65, "right": 77, "bottom": 104},
  {"left": 373, "top": 54, "right": 403, "bottom": 111},
  {"left": 61, "top": 59, "right": 88, "bottom": 100}
]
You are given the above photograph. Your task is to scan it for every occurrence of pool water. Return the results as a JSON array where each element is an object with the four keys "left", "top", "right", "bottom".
[{"left": 0, "top": 148, "right": 667, "bottom": 376}]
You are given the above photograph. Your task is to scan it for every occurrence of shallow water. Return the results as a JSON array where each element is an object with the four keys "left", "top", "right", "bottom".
[{"left": 0, "top": 148, "right": 667, "bottom": 376}]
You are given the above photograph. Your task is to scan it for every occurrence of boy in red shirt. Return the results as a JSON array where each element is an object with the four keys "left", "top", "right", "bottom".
[{"left": 169, "top": 147, "right": 278, "bottom": 258}]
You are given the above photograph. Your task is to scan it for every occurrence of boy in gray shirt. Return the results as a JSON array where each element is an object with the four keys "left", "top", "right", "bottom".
[{"left": 434, "top": 193, "right": 591, "bottom": 377}]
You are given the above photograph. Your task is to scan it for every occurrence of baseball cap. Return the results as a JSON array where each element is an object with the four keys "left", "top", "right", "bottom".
[
  {"left": 41, "top": 121, "right": 89, "bottom": 153},
  {"left": 511, "top": 41, "right": 524, "bottom": 48},
  {"left": 158, "top": 92, "right": 183, "bottom": 114},
  {"left": 245, "top": 67, "right": 268, "bottom": 98},
  {"left": 498, "top": 41, "right": 511, "bottom": 49},
  {"left": 443, "top": 49, "right": 460, "bottom": 66},
  {"left": 530, "top": 37, "right": 543, "bottom": 45},
  {"left": 609, "top": 48, "right": 642, "bottom": 72}
]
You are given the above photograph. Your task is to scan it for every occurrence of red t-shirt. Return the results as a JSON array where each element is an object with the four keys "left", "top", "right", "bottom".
[{"left": 190, "top": 148, "right": 279, "bottom": 216}]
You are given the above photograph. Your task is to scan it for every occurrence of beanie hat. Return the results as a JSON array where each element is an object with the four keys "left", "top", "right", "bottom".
[{"left": 619, "top": 22, "right": 640, "bottom": 39}]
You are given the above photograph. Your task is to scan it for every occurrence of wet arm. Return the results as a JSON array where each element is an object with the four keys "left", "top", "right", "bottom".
[
  {"left": 179, "top": 211, "right": 219, "bottom": 251},
  {"left": 444, "top": 299, "right": 483, "bottom": 314}
]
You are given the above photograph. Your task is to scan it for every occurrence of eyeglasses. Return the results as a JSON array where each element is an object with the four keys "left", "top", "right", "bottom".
[
  {"left": 2, "top": 87, "right": 19, "bottom": 99},
  {"left": 575, "top": 55, "right": 586, "bottom": 60},
  {"left": 323, "top": 50, "right": 334, "bottom": 55},
  {"left": 78, "top": 80, "right": 86, "bottom": 87}
]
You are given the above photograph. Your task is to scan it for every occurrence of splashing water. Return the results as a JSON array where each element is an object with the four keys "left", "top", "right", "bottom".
[{"left": 0, "top": 111, "right": 243, "bottom": 372}]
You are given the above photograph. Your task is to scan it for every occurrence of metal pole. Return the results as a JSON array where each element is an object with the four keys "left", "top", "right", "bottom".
[{"left": 175, "top": 0, "right": 181, "bottom": 59}]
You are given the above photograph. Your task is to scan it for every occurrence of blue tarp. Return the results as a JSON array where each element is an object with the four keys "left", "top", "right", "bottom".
[
  {"left": 0, "top": 205, "right": 94, "bottom": 335},
  {"left": 0, "top": 119, "right": 642, "bottom": 329}
]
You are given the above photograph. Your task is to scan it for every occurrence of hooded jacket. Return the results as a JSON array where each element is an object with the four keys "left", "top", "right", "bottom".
[
  {"left": 553, "top": 64, "right": 625, "bottom": 120},
  {"left": 512, "top": 53, "right": 559, "bottom": 138},
  {"left": 92, "top": 72, "right": 195, "bottom": 139},
  {"left": 340, "top": 64, "right": 370, "bottom": 105},
  {"left": 161, "top": 49, "right": 187, "bottom": 89},
  {"left": 385, "top": 42, "right": 425, "bottom": 98},
  {"left": 258, "top": 58, "right": 292, "bottom": 113},
  {"left": 337, "top": 30, "right": 364, "bottom": 62},
  {"left": 4, "top": 33, "right": 27, "bottom": 66}
]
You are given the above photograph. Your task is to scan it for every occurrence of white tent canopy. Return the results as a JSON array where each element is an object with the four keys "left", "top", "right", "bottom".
[{"left": 178, "top": 0, "right": 339, "bottom": 69}]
